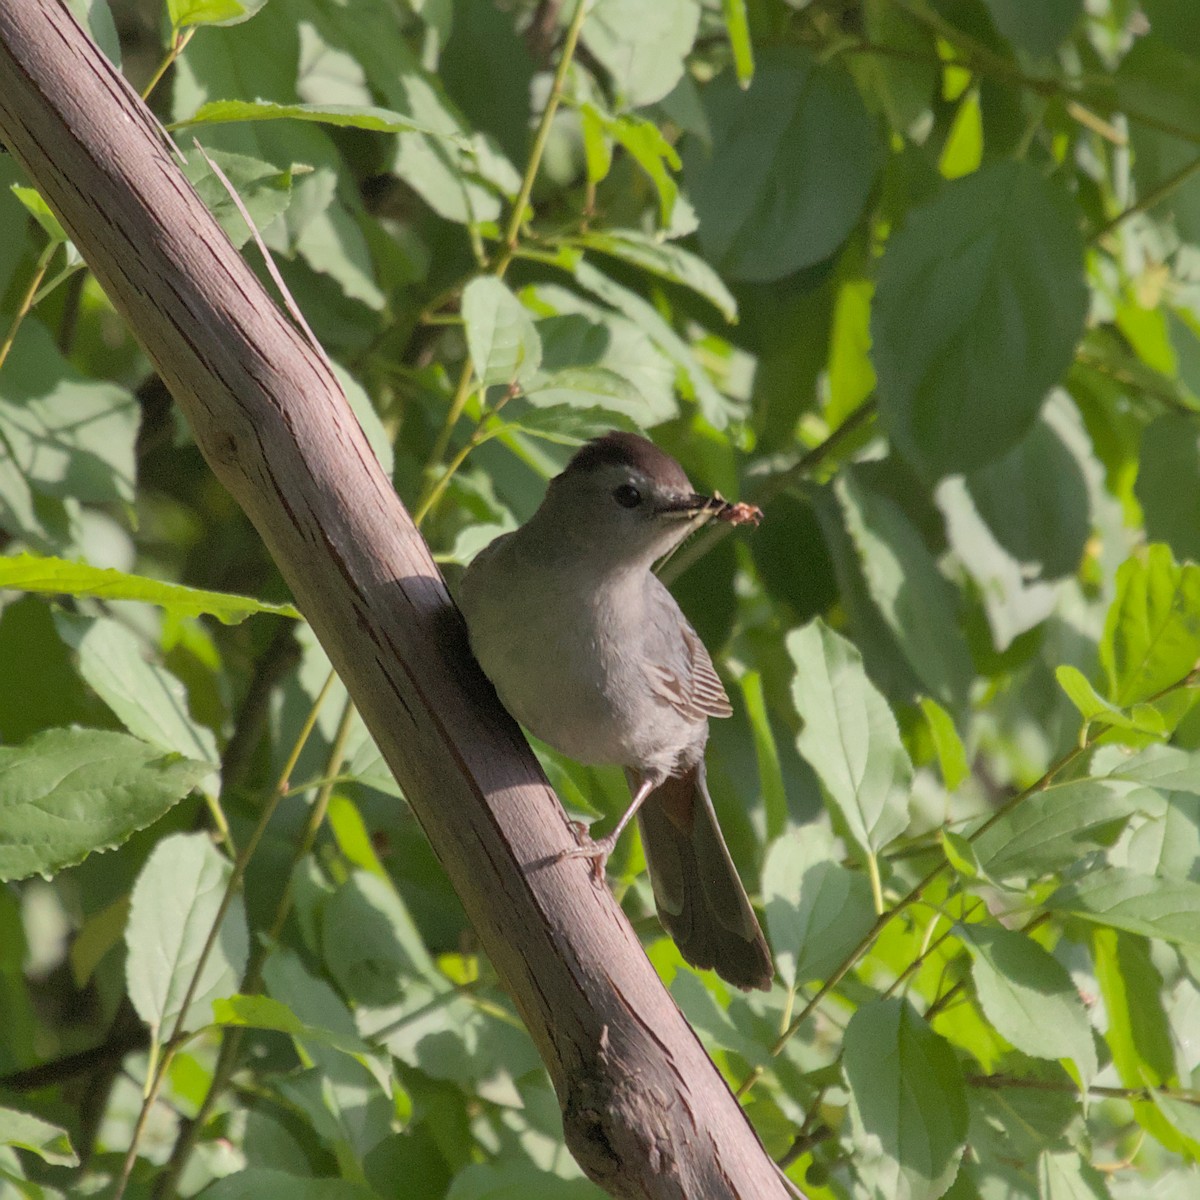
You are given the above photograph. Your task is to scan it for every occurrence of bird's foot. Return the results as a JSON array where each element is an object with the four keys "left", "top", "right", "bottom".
[{"left": 554, "top": 824, "right": 619, "bottom": 883}]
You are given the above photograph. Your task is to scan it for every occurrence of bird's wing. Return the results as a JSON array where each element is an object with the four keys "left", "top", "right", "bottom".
[{"left": 647, "top": 620, "right": 732, "bottom": 721}]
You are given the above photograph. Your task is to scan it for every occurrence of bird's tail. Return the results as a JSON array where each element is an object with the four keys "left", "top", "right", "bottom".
[{"left": 634, "top": 762, "right": 773, "bottom": 991}]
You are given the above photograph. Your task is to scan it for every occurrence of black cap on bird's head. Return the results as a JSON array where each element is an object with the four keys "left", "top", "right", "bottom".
[{"left": 535, "top": 432, "right": 760, "bottom": 565}]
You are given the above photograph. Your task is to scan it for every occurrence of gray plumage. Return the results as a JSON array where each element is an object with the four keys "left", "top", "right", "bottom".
[{"left": 459, "top": 432, "right": 773, "bottom": 991}]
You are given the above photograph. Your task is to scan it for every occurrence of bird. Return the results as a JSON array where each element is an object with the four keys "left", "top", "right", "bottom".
[{"left": 458, "top": 430, "right": 773, "bottom": 991}]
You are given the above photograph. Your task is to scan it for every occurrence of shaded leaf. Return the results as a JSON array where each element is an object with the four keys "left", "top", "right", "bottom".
[
  {"left": 202, "top": 1170, "right": 378, "bottom": 1200},
  {"left": 981, "top": 0, "right": 1082, "bottom": 59},
  {"left": 836, "top": 468, "right": 971, "bottom": 707},
  {"left": 843, "top": 998, "right": 967, "bottom": 1200},
  {"left": 0, "top": 1106, "right": 77, "bottom": 1167},
  {"left": 873, "top": 161, "right": 1086, "bottom": 477},
  {"left": 684, "top": 47, "right": 877, "bottom": 281},
  {"left": 763, "top": 841, "right": 877, "bottom": 987}
]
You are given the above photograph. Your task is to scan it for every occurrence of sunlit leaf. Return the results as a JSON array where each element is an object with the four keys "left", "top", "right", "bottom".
[
  {"left": 788, "top": 619, "right": 912, "bottom": 858},
  {"left": 0, "top": 553, "right": 301, "bottom": 623},
  {"left": 0, "top": 730, "right": 209, "bottom": 882},
  {"left": 959, "top": 924, "right": 1096, "bottom": 1086},
  {"left": 125, "top": 832, "right": 249, "bottom": 1039}
]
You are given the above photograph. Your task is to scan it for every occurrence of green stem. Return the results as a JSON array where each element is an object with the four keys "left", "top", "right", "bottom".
[
  {"left": 0, "top": 241, "right": 56, "bottom": 372},
  {"left": 493, "top": 0, "right": 590, "bottom": 276},
  {"left": 155, "top": 695, "right": 355, "bottom": 1200},
  {"left": 140, "top": 26, "right": 196, "bottom": 102},
  {"left": 763, "top": 667, "right": 1198, "bottom": 1063},
  {"left": 1092, "top": 153, "right": 1200, "bottom": 242},
  {"left": 415, "top": 0, "right": 591, "bottom": 522},
  {"left": 117, "top": 673, "right": 338, "bottom": 1200}
]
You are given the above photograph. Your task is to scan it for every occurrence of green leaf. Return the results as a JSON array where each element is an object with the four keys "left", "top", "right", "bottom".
[
  {"left": 168, "top": 0, "right": 261, "bottom": 28},
  {"left": 182, "top": 148, "right": 294, "bottom": 249},
  {"left": 843, "top": 998, "right": 967, "bottom": 1200},
  {"left": 972, "top": 779, "right": 1145, "bottom": 881},
  {"left": 738, "top": 671, "right": 788, "bottom": 841},
  {"left": 981, "top": 0, "right": 1082, "bottom": 59},
  {"left": 125, "top": 832, "right": 249, "bottom": 1040},
  {"left": 262, "top": 950, "right": 395, "bottom": 1159},
  {"left": 941, "top": 830, "right": 987, "bottom": 882},
  {"left": 1152, "top": 1091, "right": 1200, "bottom": 1161},
  {"left": 1091, "top": 926, "right": 1182, "bottom": 1152},
  {"left": 1137, "top": 414, "right": 1200, "bottom": 565},
  {"left": 1115, "top": 38, "right": 1200, "bottom": 245},
  {"left": 684, "top": 47, "right": 877, "bottom": 281},
  {"left": 788, "top": 619, "right": 912, "bottom": 858},
  {"left": 963, "top": 394, "right": 1093, "bottom": 582},
  {"left": 1048, "top": 867, "right": 1200, "bottom": 949},
  {"left": 10, "top": 185, "right": 68, "bottom": 243},
  {"left": 520, "top": 366, "right": 644, "bottom": 414},
  {"left": 722, "top": 0, "right": 754, "bottom": 88},
  {"left": 0, "top": 323, "right": 137, "bottom": 504},
  {"left": 862, "top": 0, "right": 936, "bottom": 138},
  {"left": 1036, "top": 1149, "right": 1112, "bottom": 1200},
  {"left": 920, "top": 697, "right": 969, "bottom": 791},
  {"left": 529, "top": 299, "right": 678, "bottom": 426},
  {"left": 501, "top": 403, "right": 638, "bottom": 445},
  {"left": 935, "top": 474, "right": 1059, "bottom": 653},
  {"left": 836, "top": 469, "right": 971, "bottom": 707},
  {"left": 58, "top": 615, "right": 220, "bottom": 773},
  {"left": 0, "top": 1106, "right": 78, "bottom": 1167},
  {"left": 582, "top": 0, "right": 700, "bottom": 109},
  {"left": 571, "top": 229, "right": 738, "bottom": 323},
  {"left": 873, "top": 161, "right": 1087, "bottom": 477},
  {"left": 321, "top": 871, "right": 439, "bottom": 1004},
  {"left": 1055, "top": 665, "right": 1167, "bottom": 738},
  {"left": 175, "top": 99, "right": 454, "bottom": 141},
  {"left": 201, "top": 1170, "right": 378, "bottom": 1200},
  {"left": 0, "top": 553, "right": 301, "bottom": 623},
  {"left": 763, "top": 837, "right": 877, "bottom": 986},
  {"left": 0, "top": 729, "right": 209, "bottom": 882},
  {"left": 606, "top": 114, "right": 681, "bottom": 227},
  {"left": 568, "top": 261, "right": 738, "bottom": 427},
  {"left": 959, "top": 924, "right": 1097, "bottom": 1086},
  {"left": 212, "top": 994, "right": 391, "bottom": 1087},
  {"left": 1100, "top": 545, "right": 1200, "bottom": 708},
  {"left": 579, "top": 104, "right": 613, "bottom": 185},
  {"left": 462, "top": 276, "right": 542, "bottom": 388}
]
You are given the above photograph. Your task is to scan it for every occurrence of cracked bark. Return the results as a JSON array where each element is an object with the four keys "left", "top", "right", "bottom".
[{"left": 0, "top": 5, "right": 794, "bottom": 1196}]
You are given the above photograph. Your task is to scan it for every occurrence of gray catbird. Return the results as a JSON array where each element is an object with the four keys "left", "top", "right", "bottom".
[{"left": 459, "top": 431, "right": 773, "bottom": 991}]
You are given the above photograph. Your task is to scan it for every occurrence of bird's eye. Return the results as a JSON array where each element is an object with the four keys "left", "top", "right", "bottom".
[{"left": 613, "top": 483, "right": 642, "bottom": 509}]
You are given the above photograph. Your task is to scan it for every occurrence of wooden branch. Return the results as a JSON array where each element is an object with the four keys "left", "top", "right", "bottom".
[{"left": 0, "top": 5, "right": 792, "bottom": 1198}]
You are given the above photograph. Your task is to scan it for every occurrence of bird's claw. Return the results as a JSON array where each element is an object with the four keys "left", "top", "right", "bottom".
[{"left": 554, "top": 824, "right": 613, "bottom": 883}]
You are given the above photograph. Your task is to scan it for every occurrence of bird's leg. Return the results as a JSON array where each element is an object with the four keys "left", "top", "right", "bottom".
[{"left": 557, "top": 773, "right": 658, "bottom": 881}]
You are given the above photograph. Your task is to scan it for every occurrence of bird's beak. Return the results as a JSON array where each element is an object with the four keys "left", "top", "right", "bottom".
[
  {"left": 655, "top": 492, "right": 725, "bottom": 518},
  {"left": 656, "top": 492, "right": 763, "bottom": 526}
]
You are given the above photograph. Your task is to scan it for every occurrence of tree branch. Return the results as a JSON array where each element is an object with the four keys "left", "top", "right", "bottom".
[{"left": 0, "top": 5, "right": 791, "bottom": 1197}]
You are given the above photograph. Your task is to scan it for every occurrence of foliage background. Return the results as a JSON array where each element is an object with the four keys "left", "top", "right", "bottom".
[{"left": 4, "top": 0, "right": 1200, "bottom": 1197}]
